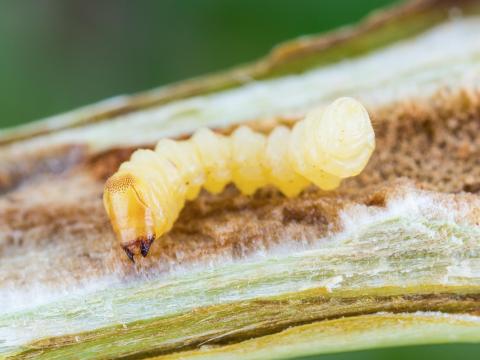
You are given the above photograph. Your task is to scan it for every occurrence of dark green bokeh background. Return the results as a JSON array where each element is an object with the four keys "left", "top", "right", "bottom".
[
  {"left": 1, "top": 0, "right": 479, "bottom": 358},
  {"left": 0, "top": 0, "right": 398, "bottom": 129}
]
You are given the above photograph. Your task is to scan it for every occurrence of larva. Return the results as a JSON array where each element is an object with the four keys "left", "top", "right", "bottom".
[{"left": 103, "top": 97, "right": 375, "bottom": 261}]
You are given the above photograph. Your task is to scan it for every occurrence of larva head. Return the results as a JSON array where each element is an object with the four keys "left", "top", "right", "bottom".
[
  {"left": 103, "top": 172, "right": 155, "bottom": 261},
  {"left": 308, "top": 97, "right": 375, "bottom": 178}
]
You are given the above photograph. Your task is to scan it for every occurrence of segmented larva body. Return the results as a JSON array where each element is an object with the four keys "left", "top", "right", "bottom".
[{"left": 104, "top": 97, "right": 375, "bottom": 261}]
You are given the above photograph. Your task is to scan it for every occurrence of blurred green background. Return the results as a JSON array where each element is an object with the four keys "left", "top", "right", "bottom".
[
  {"left": 0, "top": 0, "right": 398, "bottom": 129},
  {"left": 2, "top": 0, "right": 480, "bottom": 358},
  {"left": 301, "top": 343, "right": 480, "bottom": 360}
]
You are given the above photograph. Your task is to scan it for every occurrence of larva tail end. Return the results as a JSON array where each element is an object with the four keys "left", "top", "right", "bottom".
[{"left": 310, "top": 97, "right": 375, "bottom": 178}]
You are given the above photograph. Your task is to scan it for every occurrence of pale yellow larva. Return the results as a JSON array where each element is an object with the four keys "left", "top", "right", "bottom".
[{"left": 103, "top": 97, "right": 375, "bottom": 261}]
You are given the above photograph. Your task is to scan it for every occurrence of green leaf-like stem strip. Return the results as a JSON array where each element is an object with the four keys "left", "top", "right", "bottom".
[
  {"left": 158, "top": 312, "right": 480, "bottom": 360},
  {"left": 3, "top": 190, "right": 480, "bottom": 359}
]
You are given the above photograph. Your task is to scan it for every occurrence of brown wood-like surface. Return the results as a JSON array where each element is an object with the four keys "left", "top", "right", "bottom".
[{"left": 2, "top": 89, "right": 480, "bottom": 291}]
